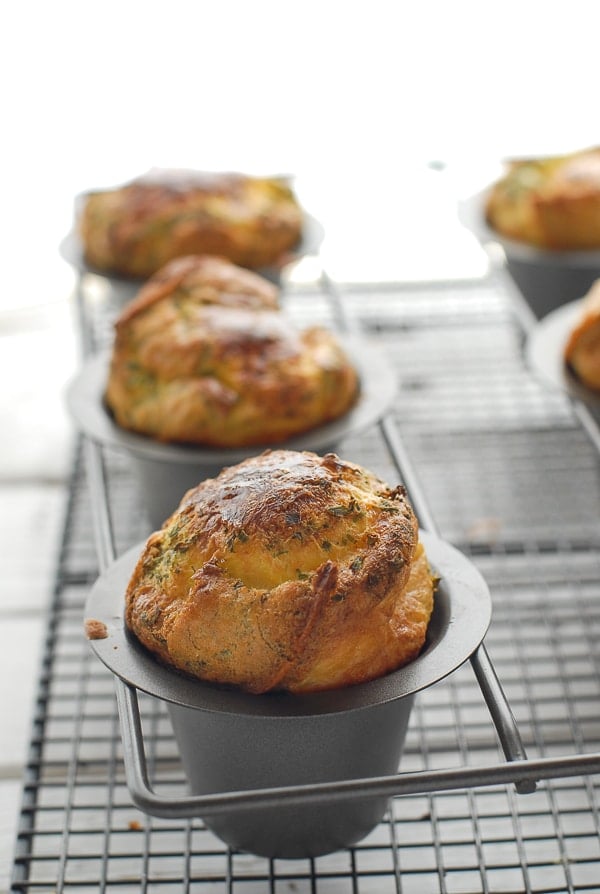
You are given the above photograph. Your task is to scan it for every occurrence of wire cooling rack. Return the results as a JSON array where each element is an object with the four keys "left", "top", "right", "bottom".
[{"left": 10, "top": 266, "right": 600, "bottom": 892}]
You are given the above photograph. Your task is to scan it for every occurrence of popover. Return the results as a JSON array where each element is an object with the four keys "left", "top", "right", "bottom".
[
  {"left": 124, "top": 449, "right": 435, "bottom": 694},
  {"left": 564, "top": 279, "right": 600, "bottom": 390},
  {"left": 104, "top": 256, "right": 359, "bottom": 447},
  {"left": 485, "top": 147, "right": 600, "bottom": 250},
  {"left": 78, "top": 169, "right": 304, "bottom": 278}
]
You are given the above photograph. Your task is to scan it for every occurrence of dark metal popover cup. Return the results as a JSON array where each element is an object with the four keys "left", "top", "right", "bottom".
[{"left": 85, "top": 530, "right": 491, "bottom": 859}]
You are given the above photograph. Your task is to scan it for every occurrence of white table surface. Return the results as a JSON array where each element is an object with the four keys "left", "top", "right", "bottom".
[{"left": 0, "top": 295, "right": 77, "bottom": 892}]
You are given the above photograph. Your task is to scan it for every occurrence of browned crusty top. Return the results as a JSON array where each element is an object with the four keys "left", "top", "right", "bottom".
[
  {"left": 485, "top": 147, "right": 600, "bottom": 250},
  {"left": 564, "top": 278, "right": 600, "bottom": 390},
  {"left": 104, "top": 258, "right": 359, "bottom": 447},
  {"left": 125, "top": 450, "right": 434, "bottom": 694},
  {"left": 78, "top": 169, "right": 304, "bottom": 277}
]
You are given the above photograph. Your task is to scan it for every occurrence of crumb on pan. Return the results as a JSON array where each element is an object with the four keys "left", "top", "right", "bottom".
[{"left": 84, "top": 618, "right": 108, "bottom": 640}]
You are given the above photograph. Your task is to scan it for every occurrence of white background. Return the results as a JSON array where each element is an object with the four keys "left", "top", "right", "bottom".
[{"left": 1, "top": 0, "right": 599, "bottom": 309}]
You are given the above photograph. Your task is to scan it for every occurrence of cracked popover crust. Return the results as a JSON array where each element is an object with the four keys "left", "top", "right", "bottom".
[
  {"left": 104, "top": 256, "right": 359, "bottom": 447},
  {"left": 124, "top": 449, "right": 435, "bottom": 694},
  {"left": 564, "top": 278, "right": 600, "bottom": 390},
  {"left": 485, "top": 147, "right": 600, "bottom": 250},
  {"left": 78, "top": 169, "right": 304, "bottom": 278}
]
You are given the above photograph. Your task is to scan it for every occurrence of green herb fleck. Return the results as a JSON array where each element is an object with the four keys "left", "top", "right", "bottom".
[
  {"left": 328, "top": 499, "right": 363, "bottom": 517},
  {"left": 328, "top": 505, "right": 351, "bottom": 517},
  {"left": 380, "top": 500, "right": 399, "bottom": 513}
]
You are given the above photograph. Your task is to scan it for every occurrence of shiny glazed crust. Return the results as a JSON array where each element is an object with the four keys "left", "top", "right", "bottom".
[
  {"left": 125, "top": 450, "right": 435, "bottom": 694},
  {"left": 485, "top": 148, "right": 600, "bottom": 250},
  {"left": 78, "top": 169, "right": 304, "bottom": 278},
  {"left": 564, "top": 279, "right": 600, "bottom": 390},
  {"left": 104, "top": 256, "right": 359, "bottom": 447}
]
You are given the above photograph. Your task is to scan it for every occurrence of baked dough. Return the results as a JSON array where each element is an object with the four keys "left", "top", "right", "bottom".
[
  {"left": 104, "top": 256, "right": 359, "bottom": 446},
  {"left": 564, "top": 279, "right": 600, "bottom": 390},
  {"left": 125, "top": 449, "right": 435, "bottom": 694},
  {"left": 78, "top": 169, "right": 304, "bottom": 278},
  {"left": 485, "top": 148, "right": 600, "bottom": 250}
]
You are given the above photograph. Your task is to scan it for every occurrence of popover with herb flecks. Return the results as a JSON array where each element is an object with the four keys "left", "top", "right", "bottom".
[
  {"left": 104, "top": 256, "right": 359, "bottom": 447},
  {"left": 124, "top": 450, "right": 436, "bottom": 694},
  {"left": 78, "top": 169, "right": 304, "bottom": 278},
  {"left": 485, "top": 147, "right": 600, "bottom": 250}
]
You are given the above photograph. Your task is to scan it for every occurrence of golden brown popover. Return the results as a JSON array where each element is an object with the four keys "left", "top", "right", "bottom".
[
  {"left": 125, "top": 449, "right": 435, "bottom": 694},
  {"left": 564, "top": 279, "right": 600, "bottom": 390},
  {"left": 78, "top": 169, "right": 304, "bottom": 278},
  {"left": 104, "top": 257, "right": 359, "bottom": 447},
  {"left": 485, "top": 147, "right": 600, "bottom": 250}
]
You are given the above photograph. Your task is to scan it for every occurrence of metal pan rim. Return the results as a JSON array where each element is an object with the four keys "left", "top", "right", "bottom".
[{"left": 84, "top": 530, "right": 492, "bottom": 718}]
